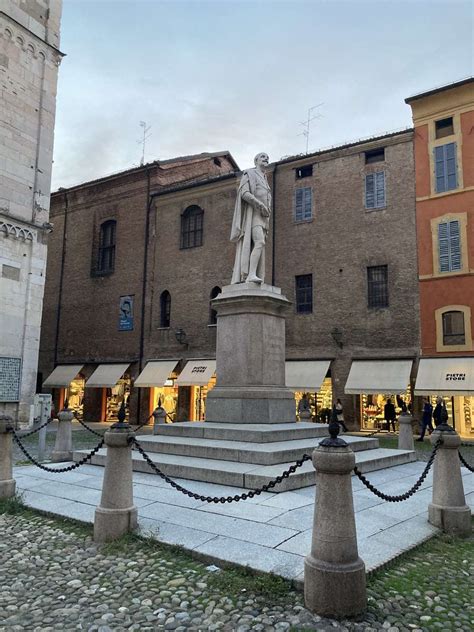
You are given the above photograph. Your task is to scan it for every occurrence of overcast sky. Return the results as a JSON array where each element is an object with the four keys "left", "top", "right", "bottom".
[{"left": 51, "top": 0, "right": 473, "bottom": 189}]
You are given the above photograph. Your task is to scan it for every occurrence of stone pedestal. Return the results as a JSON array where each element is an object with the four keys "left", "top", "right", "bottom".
[
  {"left": 304, "top": 442, "right": 366, "bottom": 617},
  {"left": 428, "top": 429, "right": 471, "bottom": 536},
  {"left": 398, "top": 413, "right": 414, "bottom": 451},
  {"left": 0, "top": 415, "right": 16, "bottom": 499},
  {"left": 51, "top": 408, "right": 74, "bottom": 462},
  {"left": 205, "top": 283, "right": 296, "bottom": 424},
  {"left": 152, "top": 406, "right": 167, "bottom": 435},
  {"left": 94, "top": 426, "right": 138, "bottom": 542}
]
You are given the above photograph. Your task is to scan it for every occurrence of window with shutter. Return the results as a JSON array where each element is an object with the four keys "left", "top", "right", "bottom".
[
  {"left": 294, "top": 187, "right": 312, "bottom": 221},
  {"left": 434, "top": 143, "right": 457, "bottom": 193},
  {"left": 365, "top": 172, "right": 385, "bottom": 209},
  {"left": 442, "top": 311, "right": 465, "bottom": 346},
  {"left": 437, "top": 220, "right": 462, "bottom": 273}
]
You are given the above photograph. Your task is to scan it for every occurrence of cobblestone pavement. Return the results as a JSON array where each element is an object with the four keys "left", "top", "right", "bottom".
[{"left": 0, "top": 509, "right": 472, "bottom": 632}]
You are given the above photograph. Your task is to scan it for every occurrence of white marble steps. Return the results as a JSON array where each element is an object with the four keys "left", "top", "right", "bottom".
[
  {"left": 132, "top": 433, "right": 379, "bottom": 465},
  {"left": 72, "top": 447, "right": 417, "bottom": 492},
  {"left": 153, "top": 422, "right": 330, "bottom": 443}
]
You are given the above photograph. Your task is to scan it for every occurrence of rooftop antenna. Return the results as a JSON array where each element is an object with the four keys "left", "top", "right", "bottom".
[
  {"left": 137, "top": 121, "right": 152, "bottom": 166},
  {"left": 298, "top": 103, "right": 323, "bottom": 153}
]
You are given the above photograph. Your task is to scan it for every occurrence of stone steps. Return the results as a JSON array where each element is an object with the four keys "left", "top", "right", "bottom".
[
  {"left": 72, "top": 446, "right": 417, "bottom": 492},
  {"left": 152, "top": 421, "right": 330, "bottom": 442},
  {"left": 134, "top": 433, "right": 379, "bottom": 465}
]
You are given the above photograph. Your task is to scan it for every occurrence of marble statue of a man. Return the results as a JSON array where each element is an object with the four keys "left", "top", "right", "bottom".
[{"left": 230, "top": 152, "right": 271, "bottom": 284}]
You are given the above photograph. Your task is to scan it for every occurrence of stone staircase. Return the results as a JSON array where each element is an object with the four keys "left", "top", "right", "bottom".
[{"left": 73, "top": 422, "right": 417, "bottom": 492}]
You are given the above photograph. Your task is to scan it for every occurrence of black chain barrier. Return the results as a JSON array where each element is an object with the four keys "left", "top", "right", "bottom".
[
  {"left": 10, "top": 428, "right": 104, "bottom": 473},
  {"left": 353, "top": 436, "right": 442, "bottom": 502},
  {"left": 458, "top": 450, "right": 474, "bottom": 473},
  {"left": 132, "top": 438, "right": 311, "bottom": 503},
  {"left": 18, "top": 416, "right": 54, "bottom": 438}
]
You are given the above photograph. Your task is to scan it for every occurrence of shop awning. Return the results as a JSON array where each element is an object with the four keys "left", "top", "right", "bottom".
[
  {"left": 176, "top": 359, "right": 216, "bottom": 386},
  {"left": 85, "top": 364, "right": 130, "bottom": 388},
  {"left": 414, "top": 358, "right": 474, "bottom": 396},
  {"left": 43, "top": 365, "right": 84, "bottom": 388},
  {"left": 285, "top": 360, "right": 331, "bottom": 392},
  {"left": 345, "top": 360, "right": 412, "bottom": 394},
  {"left": 134, "top": 360, "right": 179, "bottom": 387}
]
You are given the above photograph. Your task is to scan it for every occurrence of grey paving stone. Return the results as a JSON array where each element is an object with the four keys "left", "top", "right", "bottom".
[
  {"left": 194, "top": 535, "right": 305, "bottom": 579},
  {"left": 275, "top": 529, "right": 311, "bottom": 556},
  {"left": 267, "top": 504, "right": 314, "bottom": 531},
  {"left": 139, "top": 501, "right": 298, "bottom": 547},
  {"left": 138, "top": 516, "right": 217, "bottom": 549},
  {"left": 195, "top": 499, "right": 287, "bottom": 523},
  {"left": 260, "top": 490, "right": 314, "bottom": 510},
  {"left": 132, "top": 482, "right": 205, "bottom": 509}
]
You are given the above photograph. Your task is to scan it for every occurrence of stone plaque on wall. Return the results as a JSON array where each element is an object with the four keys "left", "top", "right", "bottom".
[{"left": 0, "top": 357, "right": 21, "bottom": 401}]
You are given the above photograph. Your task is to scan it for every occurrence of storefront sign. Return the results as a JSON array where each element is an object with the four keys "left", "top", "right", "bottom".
[
  {"left": 119, "top": 295, "right": 134, "bottom": 331},
  {"left": 191, "top": 366, "right": 208, "bottom": 374},
  {"left": 446, "top": 373, "right": 466, "bottom": 381},
  {"left": 0, "top": 357, "right": 21, "bottom": 402}
]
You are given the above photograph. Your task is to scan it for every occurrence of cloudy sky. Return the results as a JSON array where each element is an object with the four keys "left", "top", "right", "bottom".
[{"left": 51, "top": 0, "right": 473, "bottom": 189}]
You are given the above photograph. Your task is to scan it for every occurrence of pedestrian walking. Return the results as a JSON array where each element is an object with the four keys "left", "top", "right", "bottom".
[
  {"left": 335, "top": 398, "right": 348, "bottom": 432},
  {"left": 384, "top": 398, "right": 397, "bottom": 432},
  {"left": 416, "top": 397, "right": 434, "bottom": 441}
]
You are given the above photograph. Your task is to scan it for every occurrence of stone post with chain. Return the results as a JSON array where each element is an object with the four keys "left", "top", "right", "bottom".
[
  {"left": 304, "top": 415, "right": 366, "bottom": 617},
  {"left": 51, "top": 401, "right": 74, "bottom": 462},
  {"left": 0, "top": 413, "right": 16, "bottom": 499},
  {"left": 94, "top": 403, "right": 137, "bottom": 542},
  {"left": 398, "top": 412, "right": 415, "bottom": 451},
  {"left": 428, "top": 421, "right": 471, "bottom": 536}
]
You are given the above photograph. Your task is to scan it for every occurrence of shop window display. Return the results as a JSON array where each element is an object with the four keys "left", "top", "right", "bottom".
[
  {"left": 151, "top": 382, "right": 178, "bottom": 422},
  {"left": 294, "top": 378, "right": 333, "bottom": 422},
  {"left": 190, "top": 376, "right": 216, "bottom": 421},
  {"left": 361, "top": 391, "right": 410, "bottom": 430},
  {"left": 65, "top": 376, "right": 85, "bottom": 419},
  {"left": 105, "top": 376, "right": 131, "bottom": 422}
]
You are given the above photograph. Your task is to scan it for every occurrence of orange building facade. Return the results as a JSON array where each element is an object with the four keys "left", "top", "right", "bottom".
[{"left": 406, "top": 78, "right": 474, "bottom": 437}]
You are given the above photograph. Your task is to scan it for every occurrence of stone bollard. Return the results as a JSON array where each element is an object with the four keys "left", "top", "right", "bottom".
[
  {"left": 51, "top": 403, "right": 74, "bottom": 462},
  {"left": 428, "top": 425, "right": 471, "bottom": 536},
  {"left": 398, "top": 413, "right": 415, "bottom": 451},
  {"left": 0, "top": 414, "right": 16, "bottom": 499},
  {"left": 94, "top": 408, "right": 137, "bottom": 543},
  {"left": 152, "top": 405, "right": 167, "bottom": 435},
  {"left": 304, "top": 420, "right": 366, "bottom": 618}
]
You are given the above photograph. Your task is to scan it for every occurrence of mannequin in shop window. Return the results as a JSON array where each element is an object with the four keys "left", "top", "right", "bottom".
[{"left": 298, "top": 393, "right": 312, "bottom": 420}]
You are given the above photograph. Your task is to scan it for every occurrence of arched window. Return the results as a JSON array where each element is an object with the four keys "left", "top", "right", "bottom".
[
  {"left": 180, "top": 205, "right": 203, "bottom": 249},
  {"left": 98, "top": 220, "right": 116, "bottom": 273},
  {"left": 442, "top": 311, "right": 465, "bottom": 346},
  {"left": 209, "top": 286, "right": 221, "bottom": 325},
  {"left": 160, "top": 290, "right": 171, "bottom": 328}
]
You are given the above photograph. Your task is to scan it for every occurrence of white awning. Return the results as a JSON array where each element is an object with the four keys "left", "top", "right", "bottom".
[
  {"left": 415, "top": 358, "right": 474, "bottom": 396},
  {"left": 134, "top": 360, "right": 179, "bottom": 387},
  {"left": 176, "top": 359, "right": 216, "bottom": 386},
  {"left": 345, "top": 360, "right": 412, "bottom": 394},
  {"left": 85, "top": 364, "right": 130, "bottom": 388},
  {"left": 43, "top": 365, "right": 84, "bottom": 388},
  {"left": 285, "top": 360, "right": 331, "bottom": 392}
]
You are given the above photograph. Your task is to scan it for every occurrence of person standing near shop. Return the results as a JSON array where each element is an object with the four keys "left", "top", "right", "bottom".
[
  {"left": 433, "top": 396, "right": 448, "bottom": 427},
  {"left": 335, "top": 398, "right": 348, "bottom": 432},
  {"left": 417, "top": 398, "right": 434, "bottom": 441},
  {"left": 384, "top": 398, "right": 397, "bottom": 432}
]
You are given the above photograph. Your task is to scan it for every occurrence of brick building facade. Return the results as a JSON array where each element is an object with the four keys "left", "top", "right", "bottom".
[
  {"left": 407, "top": 78, "right": 474, "bottom": 437},
  {"left": 40, "top": 130, "right": 421, "bottom": 430}
]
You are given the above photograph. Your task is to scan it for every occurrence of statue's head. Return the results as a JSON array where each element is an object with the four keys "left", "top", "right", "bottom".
[{"left": 254, "top": 152, "right": 269, "bottom": 168}]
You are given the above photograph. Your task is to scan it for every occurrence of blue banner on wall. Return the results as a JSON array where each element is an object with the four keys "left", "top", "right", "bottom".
[{"left": 119, "top": 295, "right": 134, "bottom": 331}]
